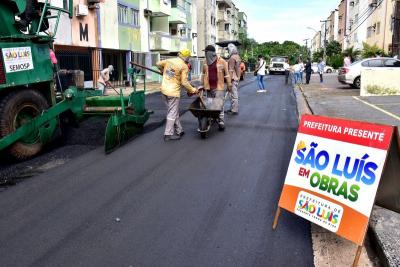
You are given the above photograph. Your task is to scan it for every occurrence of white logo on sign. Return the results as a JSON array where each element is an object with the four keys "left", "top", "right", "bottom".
[
  {"left": 2, "top": 47, "right": 34, "bottom": 73},
  {"left": 295, "top": 191, "right": 343, "bottom": 232}
]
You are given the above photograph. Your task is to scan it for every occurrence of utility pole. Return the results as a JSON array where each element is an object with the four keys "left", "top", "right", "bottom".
[
  {"left": 320, "top": 19, "right": 330, "bottom": 60},
  {"left": 303, "top": 38, "right": 310, "bottom": 59}
]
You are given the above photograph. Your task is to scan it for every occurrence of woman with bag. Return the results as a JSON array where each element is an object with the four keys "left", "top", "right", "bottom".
[{"left": 255, "top": 55, "right": 266, "bottom": 93}]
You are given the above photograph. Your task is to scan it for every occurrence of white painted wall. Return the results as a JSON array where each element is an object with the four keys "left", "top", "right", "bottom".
[{"left": 361, "top": 69, "right": 400, "bottom": 96}]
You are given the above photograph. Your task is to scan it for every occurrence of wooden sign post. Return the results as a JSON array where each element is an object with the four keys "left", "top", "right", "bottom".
[{"left": 273, "top": 115, "right": 397, "bottom": 267}]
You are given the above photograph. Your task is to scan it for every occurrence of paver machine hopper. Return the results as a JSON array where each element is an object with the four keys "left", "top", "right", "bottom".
[{"left": 0, "top": 0, "right": 152, "bottom": 160}]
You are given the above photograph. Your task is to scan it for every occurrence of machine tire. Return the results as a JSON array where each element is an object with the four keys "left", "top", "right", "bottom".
[{"left": 0, "top": 89, "right": 49, "bottom": 160}]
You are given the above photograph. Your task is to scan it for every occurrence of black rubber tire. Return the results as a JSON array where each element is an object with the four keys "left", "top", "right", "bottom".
[
  {"left": 353, "top": 77, "right": 361, "bottom": 89},
  {"left": 0, "top": 89, "right": 49, "bottom": 160},
  {"left": 199, "top": 117, "right": 208, "bottom": 139},
  {"left": 327, "top": 69, "right": 333, "bottom": 73}
]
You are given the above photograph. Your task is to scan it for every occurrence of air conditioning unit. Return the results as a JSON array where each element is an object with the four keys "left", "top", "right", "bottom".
[
  {"left": 75, "top": 4, "right": 88, "bottom": 16},
  {"left": 144, "top": 9, "right": 153, "bottom": 17},
  {"left": 87, "top": 0, "right": 100, "bottom": 9}
]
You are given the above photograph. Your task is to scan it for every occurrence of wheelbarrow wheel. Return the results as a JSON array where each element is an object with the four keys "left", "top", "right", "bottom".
[{"left": 199, "top": 117, "right": 208, "bottom": 139}]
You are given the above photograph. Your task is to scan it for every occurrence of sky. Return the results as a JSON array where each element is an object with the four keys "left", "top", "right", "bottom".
[{"left": 233, "top": 0, "right": 339, "bottom": 45}]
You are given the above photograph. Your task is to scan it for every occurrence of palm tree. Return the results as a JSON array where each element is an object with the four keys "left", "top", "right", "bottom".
[{"left": 342, "top": 47, "right": 361, "bottom": 62}]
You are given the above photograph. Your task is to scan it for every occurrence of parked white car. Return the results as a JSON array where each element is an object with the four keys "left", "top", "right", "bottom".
[
  {"left": 338, "top": 57, "right": 400, "bottom": 89},
  {"left": 311, "top": 63, "right": 334, "bottom": 74}
]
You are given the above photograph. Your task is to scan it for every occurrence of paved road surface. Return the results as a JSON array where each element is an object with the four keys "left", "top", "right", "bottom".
[{"left": 0, "top": 76, "right": 314, "bottom": 266}]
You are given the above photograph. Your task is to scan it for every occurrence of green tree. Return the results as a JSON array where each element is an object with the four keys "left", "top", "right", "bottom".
[
  {"left": 325, "top": 41, "right": 342, "bottom": 57},
  {"left": 342, "top": 46, "right": 361, "bottom": 62},
  {"left": 361, "top": 42, "right": 387, "bottom": 58},
  {"left": 312, "top": 49, "right": 324, "bottom": 62}
]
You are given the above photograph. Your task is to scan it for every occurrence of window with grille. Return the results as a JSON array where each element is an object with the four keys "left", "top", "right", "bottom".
[{"left": 118, "top": 4, "right": 139, "bottom": 27}]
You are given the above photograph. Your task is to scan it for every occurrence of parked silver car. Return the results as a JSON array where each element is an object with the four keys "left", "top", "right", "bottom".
[{"left": 338, "top": 57, "right": 400, "bottom": 89}]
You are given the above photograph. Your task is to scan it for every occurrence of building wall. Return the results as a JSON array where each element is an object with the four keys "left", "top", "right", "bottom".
[
  {"left": 338, "top": 0, "right": 348, "bottom": 49},
  {"left": 197, "top": 0, "right": 217, "bottom": 57},
  {"left": 366, "top": 0, "right": 395, "bottom": 53},
  {"left": 346, "top": 0, "right": 369, "bottom": 50},
  {"left": 118, "top": 0, "right": 141, "bottom": 52},
  {"left": 99, "top": 0, "right": 119, "bottom": 49}
]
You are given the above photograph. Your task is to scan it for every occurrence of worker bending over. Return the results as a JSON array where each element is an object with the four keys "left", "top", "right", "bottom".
[{"left": 157, "top": 49, "right": 199, "bottom": 141}]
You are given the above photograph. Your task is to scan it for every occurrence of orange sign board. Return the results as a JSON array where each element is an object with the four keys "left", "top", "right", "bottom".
[{"left": 278, "top": 115, "right": 395, "bottom": 245}]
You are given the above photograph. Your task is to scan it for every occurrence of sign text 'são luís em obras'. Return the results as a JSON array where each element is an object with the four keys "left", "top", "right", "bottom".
[{"left": 278, "top": 115, "right": 394, "bottom": 245}]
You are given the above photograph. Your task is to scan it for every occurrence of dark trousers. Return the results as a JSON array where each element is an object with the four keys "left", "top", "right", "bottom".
[
  {"left": 306, "top": 72, "right": 311, "bottom": 84},
  {"left": 285, "top": 70, "right": 290, "bottom": 84},
  {"left": 319, "top": 73, "right": 323, "bottom": 83}
]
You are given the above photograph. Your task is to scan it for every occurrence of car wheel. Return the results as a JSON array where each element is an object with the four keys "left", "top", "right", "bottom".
[
  {"left": 353, "top": 76, "right": 361, "bottom": 89},
  {"left": 327, "top": 69, "right": 332, "bottom": 73}
]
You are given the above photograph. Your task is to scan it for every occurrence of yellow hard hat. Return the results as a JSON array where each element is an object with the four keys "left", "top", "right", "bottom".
[{"left": 179, "top": 48, "right": 191, "bottom": 58}]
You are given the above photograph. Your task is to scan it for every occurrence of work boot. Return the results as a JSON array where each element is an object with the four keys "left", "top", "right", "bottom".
[
  {"left": 218, "top": 123, "right": 225, "bottom": 131},
  {"left": 227, "top": 111, "right": 238, "bottom": 115},
  {"left": 164, "top": 135, "right": 181, "bottom": 142}
]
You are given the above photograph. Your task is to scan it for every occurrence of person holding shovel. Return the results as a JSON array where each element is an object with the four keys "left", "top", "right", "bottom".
[
  {"left": 201, "top": 45, "right": 232, "bottom": 131},
  {"left": 97, "top": 65, "right": 114, "bottom": 95},
  {"left": 156, "top": 49, "right": 199, "bottom": 141}
]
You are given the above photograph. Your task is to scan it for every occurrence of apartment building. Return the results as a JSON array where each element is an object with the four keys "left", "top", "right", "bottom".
[
  {"left": 338, "top": 0, "right": 348, "bottom": 49},
  {"left": 345, "top": 0, "right": 370, "bottom": 50},
  {"left": 216, "top": 0, "right": 240, "bottom": 42},
  {"left": 366, "top": 0, "right": 396, "bottom": 54},
  {"left": 50, "top": 0, "right": 198, "bottom": 86},
  {"left": 326, "top": 9, "right": 339, "bottom": 42},
  {"left": 197, "top": 0, "right": 218, "bottom": 57},
  {"left": 311, "top": 31, "right": 322, "bottom": 53},
  {"left": 238, "top": 11, "right": 247, "bottom": 39}
]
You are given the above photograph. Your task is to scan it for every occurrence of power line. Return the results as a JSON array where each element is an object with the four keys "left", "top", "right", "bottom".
[{"left": 341, "top": 0, "right": 384, "bottom": 44}]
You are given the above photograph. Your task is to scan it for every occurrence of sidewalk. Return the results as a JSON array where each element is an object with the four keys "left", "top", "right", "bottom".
[{"left": 295, "top": 73, "right": 400, "bottom": 267}]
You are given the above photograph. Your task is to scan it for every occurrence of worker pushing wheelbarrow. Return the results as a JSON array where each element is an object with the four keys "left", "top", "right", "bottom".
[
  {"left": 189, "top": 45, "right": 232, "bottom": 139},
  {"left": 189, "top": 87, "right": 228, "bottom": 139}
]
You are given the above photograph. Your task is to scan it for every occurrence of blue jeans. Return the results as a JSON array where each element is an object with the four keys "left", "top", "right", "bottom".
[
  {"left": 294, "top": 72, "right": 301, "bottom": 84},
  {"left": 257, "top": 74, "right": 265, "bottom": 89}
]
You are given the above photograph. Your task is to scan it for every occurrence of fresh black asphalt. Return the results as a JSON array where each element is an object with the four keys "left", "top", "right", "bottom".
[{"left": 0, "top": 75, "right": 314, "bottom": 266}]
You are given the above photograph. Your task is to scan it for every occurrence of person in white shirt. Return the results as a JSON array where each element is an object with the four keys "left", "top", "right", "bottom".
[
  {"left": 343, "top": 55, "right": 351, "bottom": 67},
  {"left": 284, "top": 59, "right": 290, "bottom": 85},
  {"left": 293, "top": 61, "right": 302, "bottom": 84},
  {"left": 255, "top": 55, "right": 267, "bottom": 93},
  {"left": 299, "top": 59, "right": 305, "bottom": 84}
]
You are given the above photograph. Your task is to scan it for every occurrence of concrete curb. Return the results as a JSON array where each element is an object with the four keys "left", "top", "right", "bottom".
[
  {"left": 369, "top": 206, "right": 400, "bottom": 267},
  {"left": 294, "top": 85, "right": 313, "bottom": 118}
]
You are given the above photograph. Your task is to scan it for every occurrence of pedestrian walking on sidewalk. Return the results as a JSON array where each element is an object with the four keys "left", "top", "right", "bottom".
[
  {"left": 293, "top": 60, "right": 302, "bottom": 84},
  {"left": 227, "top": 43, "right": 241, "bottom": 115},
  {"left": 299, "top": 59, "right": 305, "bottom": 84},
  {"left": 201, "top": 45, "right": 232, "bottom": 130},
  {"left": 305, "top": 59, "right": 312, "bottom": 84},
  {"left": 255, "top": 55, "right": 266, "bottom": 92},
  {"left": 156, "top": 49, "right": 199, "bottom": 141},
  {"left": 317, "top": 58, "right": 326, "bottom": 83},
  {"left": 343, "top": 55, "right": 352, "bottom": 67}
]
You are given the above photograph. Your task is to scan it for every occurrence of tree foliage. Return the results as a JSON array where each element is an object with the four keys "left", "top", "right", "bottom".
[{"left": 361, "top": 42, "right": 387, "bottom": 58}]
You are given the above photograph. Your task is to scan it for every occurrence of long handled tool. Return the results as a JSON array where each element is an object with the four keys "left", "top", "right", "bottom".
[{"left": 130, "top": 61, "right": 163, "bottom": 76}]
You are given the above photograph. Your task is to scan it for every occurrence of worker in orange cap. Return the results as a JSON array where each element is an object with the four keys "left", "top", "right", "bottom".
[{"left": 156, "top": 49, "right": 199, "bottom": 141}]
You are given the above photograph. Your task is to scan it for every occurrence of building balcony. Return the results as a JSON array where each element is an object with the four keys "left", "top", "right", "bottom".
[
  {"left": 149, "top": 32, "right": 172, "bottom": 51},
  {"left": 218, "top": 31, "right": 231, "bottom": 42},
  {"left": 216, "top": 0, "right": 232, "bottom": 8},
  {"left": 170, "top": 7, "right": 187, "bottom": 24},
  {"left": 217, "top": 10, "right": 228, "bottom": 22},
  {"left": 148, "top": 0, "right": 171, "bottom": 17},
  {"left": 170, "top": 36, "right": 190, "bottom": 52}
]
